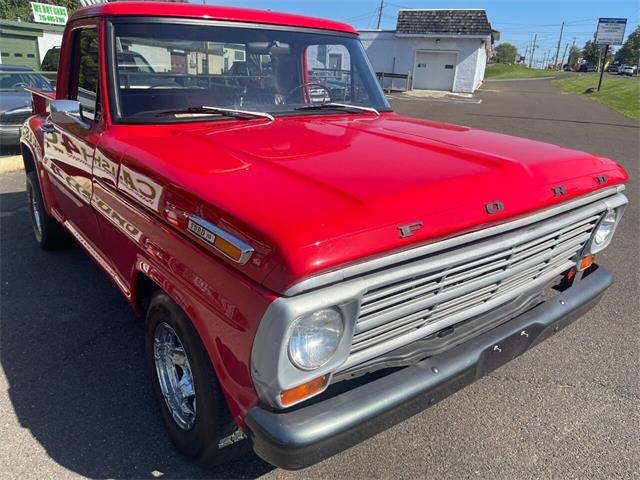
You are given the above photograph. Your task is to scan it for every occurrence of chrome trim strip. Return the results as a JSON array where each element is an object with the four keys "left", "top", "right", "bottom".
[
  {"left": 284, "top": 186, "right": 625, "bottom": 296},
  {"left": 188, "top": 215, "right": 254, "bottom": 265}
]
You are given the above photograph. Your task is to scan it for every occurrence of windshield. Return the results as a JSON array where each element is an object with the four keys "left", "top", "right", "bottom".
[
  {"left": 0, "top": 71, "right": 53, "bottom": 92},
  {"left": 110, "top": 21, "right": 391, "bottom": 122}
]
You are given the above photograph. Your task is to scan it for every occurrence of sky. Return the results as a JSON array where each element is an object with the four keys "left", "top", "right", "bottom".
[{"left": 196, "top": 0, "right": 640, "bottom": 63}]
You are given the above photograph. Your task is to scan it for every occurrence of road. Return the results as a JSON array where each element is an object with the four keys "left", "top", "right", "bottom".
[{"left": 1, "top": 78, "right": 638, "bottom": 479}]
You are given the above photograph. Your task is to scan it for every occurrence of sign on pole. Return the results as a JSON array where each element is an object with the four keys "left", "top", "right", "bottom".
[
  {"left": 595, "top": 18, "right": 627, "bottom": 45},
  {"left": 30, "top": 2, "right": 68, "bottom": 26}
]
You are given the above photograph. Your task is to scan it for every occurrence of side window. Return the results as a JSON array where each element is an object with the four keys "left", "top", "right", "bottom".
[{"left": 71, "top": 28, "right": 100, "bottom": 121}]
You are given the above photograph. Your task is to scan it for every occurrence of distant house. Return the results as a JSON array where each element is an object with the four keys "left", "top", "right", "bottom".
[{"left": 360, "top": 9, "right": 499, "bottom": 93}]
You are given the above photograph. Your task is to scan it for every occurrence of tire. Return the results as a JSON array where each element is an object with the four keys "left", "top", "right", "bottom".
[
  {"left": 26, "top": 171, "right": 68, "bottom": 250},
  {"left": 145, "top": 291, "right": 248, "bottom": 467}
]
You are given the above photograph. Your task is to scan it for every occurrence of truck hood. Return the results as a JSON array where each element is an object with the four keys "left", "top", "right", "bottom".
[{"left": 106, "top": 113, "right": 627, "bottom": 293}]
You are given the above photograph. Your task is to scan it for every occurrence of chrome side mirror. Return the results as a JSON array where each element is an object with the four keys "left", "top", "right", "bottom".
[{"left": 49, "top": 99, "right": 91, "bottom": 130}]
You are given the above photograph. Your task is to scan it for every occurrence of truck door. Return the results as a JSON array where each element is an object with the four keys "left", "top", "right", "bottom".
[{"left": 44, "top": 24, "right": 103, "bottom": 248}]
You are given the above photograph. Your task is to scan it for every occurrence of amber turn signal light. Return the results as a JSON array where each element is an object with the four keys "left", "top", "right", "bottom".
[
  {"left": 213, "top": 235, "right": 243, "bottom": 262},
  {"left": 578, "top": 254, "right": 595, "bottom": 271},
  {"left": 280, "top": 375, "right": 329, "bottom": 407}
]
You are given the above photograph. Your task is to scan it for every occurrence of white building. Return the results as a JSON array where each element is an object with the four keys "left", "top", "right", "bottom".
[{"left": 360, "top": 9, "right": 498, "bottom": 93}]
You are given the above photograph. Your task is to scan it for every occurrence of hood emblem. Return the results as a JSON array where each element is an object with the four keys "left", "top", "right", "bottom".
[
  {"left": 398, "top": 221, "right": 424, "bottom": 239},
  {"left": 485, "top": 201, "right": 504, "bottom": 214},
  {"left": 552, "top": 185, "right": 567, "bottom": 197}
]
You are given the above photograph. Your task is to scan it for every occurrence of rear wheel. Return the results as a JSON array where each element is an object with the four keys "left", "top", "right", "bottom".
[
  {"left": 26, "top": 171, "right": 67, "bottom": 250},
  {"left": 145, "top": 291, "right": 248, "bottom": 466}
]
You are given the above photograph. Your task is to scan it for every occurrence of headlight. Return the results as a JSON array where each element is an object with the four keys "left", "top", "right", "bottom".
[
  {"left": 288, "top": 308, "right": 344, "bottom": 370},
  {"left": 591, "top": 210, "right": 617, "bottom": 253}
]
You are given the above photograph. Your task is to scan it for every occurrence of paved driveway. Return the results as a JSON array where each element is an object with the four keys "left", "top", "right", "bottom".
[{"left": 1, "top": 79, "right": 638, "bottom": 479}]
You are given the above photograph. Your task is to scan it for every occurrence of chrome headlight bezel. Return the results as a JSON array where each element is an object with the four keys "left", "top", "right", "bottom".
[
  {"left": 588, "top": 207, "right": 624, "bottom": 254},
  {"left": 251, "top": 280, "right": 363, "bottom": 409}
]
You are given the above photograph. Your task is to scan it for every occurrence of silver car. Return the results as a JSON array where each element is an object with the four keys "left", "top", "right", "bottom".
[{"left": 0, "top": 65, "right": 54, "bottom": 146}]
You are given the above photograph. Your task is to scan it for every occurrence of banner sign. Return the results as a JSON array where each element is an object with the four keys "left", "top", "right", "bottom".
[
  {"left": 595, "top": 18, "right": 627, "bottom": 45},
  {"left": 30, "top": 2, "right": 68, "bottom": 26}
]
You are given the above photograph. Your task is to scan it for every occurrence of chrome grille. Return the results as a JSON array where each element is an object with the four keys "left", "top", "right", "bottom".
[{"left": 338, "top": 204, "right": 607, "bottom": 371}]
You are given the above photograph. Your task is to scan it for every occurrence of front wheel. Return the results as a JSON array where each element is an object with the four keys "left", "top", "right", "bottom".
[{"left": 145, "top": 291, "right": 247, "bottom": 466}]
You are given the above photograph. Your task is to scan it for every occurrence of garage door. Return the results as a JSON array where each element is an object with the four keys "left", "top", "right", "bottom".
[
  {"left": 413, "top": 51, "right": 457, "bottom": 91},
  {"left": 0, "top": 34, "right": 40, "bottom": 70}
]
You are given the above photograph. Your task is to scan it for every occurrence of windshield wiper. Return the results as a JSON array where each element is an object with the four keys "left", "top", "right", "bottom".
[
  {"left": 155, "top": 105, "right": 274, "bottom": 121},
  {"left": 294, "top": 103, "right": 380, "bottom": 115}
]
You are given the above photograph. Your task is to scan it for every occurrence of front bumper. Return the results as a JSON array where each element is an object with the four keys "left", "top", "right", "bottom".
[{"left": 245, "top": 266, "right": 613, "bottom": 470}]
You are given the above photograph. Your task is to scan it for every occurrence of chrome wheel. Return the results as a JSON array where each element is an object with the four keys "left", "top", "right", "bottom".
[{"left": 154, "top": 322, "right": 197, "bottom": 430}]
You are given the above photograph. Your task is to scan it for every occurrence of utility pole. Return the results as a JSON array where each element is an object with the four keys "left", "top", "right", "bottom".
[
  {"left": 554, "top": 21, "right": 564, "bottom": 70},
  {"left": 542, "top": 51, "right": 548, "bottom": 70},
  {"left": 560, "top": 42, "right": 569, "bottom": 67},
  {"left": 376, "top": 0, "right": 384, "bottom": 29},
  {"left": 529, "top": 34, "right": 537, "bottom": 68},
  {"left": 523, "top": 45, "right": 529, "bottom": 64}
]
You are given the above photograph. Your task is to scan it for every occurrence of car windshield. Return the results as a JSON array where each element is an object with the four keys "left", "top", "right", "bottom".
[
  {"left": 0, "top": 71, "right": 53, "bottom": 92},
  {"left": 110, "top": 21, "right": 391, "bottom": 122}
]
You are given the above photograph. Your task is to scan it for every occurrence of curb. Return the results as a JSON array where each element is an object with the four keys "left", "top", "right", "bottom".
[
  {"left": 0, "top": 155, "right": 24, "bottom": 174},
  {"left": 484, "top": 76, "right": 557, "bottom": 82}
]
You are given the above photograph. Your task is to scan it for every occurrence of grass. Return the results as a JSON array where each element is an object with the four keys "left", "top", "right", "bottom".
[
  {"left": 553, "top": 75, "right": 640, "bottom": 121},
  {"left": 484, "top": 64, "right": 556, "bottom": 80}
]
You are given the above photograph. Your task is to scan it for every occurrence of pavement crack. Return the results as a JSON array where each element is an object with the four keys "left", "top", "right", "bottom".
[
  {"left": 38, "top": 321, "right": 140, "bottom": 377},
  {"left": 485, "top": 373, "right": 639, "bottom": 401}
]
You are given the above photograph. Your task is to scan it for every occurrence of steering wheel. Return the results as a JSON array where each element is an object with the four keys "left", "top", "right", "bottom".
[{"left": 287, "top": 82, "right": 332, "bottom": 103}]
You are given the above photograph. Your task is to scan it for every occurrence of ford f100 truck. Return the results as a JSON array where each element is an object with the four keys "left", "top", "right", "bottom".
[{"left": 20, "top": 2, "right": 628, "bottom": 470}]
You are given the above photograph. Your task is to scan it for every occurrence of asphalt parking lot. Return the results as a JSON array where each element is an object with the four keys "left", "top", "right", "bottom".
[{"left": 1, "top": 78, "right": 638, "bottom": 479}]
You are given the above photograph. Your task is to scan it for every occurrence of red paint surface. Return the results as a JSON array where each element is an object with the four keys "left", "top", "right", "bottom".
[{"left": 22, "top": 3, "right": 628, "bottom": 426}]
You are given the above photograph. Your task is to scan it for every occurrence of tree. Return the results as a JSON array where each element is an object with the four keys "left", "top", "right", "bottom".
[
  {"left": 615, "top": 26, "right": 640, "bottom": 65},
  {"left": 0, "top": 0, "right": 79, "bottom": 22},
  {"left": 494, "top": 43, "right": 518, "bottom": 64},
  {"left": 582, "top": 38, "right": 600, "bottom": 65},
  {"left": 567, "top": 45, "right": 581, "bottom": 66},
  {"left": 582, "top": 35, "right": 613, "bottom": 68}
]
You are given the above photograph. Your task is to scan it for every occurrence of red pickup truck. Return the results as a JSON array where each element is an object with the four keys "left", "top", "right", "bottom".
[{"left": 20, "top": 2, "right": 628, "bottom": 470}]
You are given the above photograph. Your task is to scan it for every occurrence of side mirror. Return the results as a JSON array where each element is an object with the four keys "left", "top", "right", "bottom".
[{"left": 49, "top": 99, "right": 91, "bottom": 130}]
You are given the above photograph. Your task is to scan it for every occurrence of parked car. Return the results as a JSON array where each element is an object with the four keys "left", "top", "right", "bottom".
[
  {"left": 578, "top": 63, "right": 588, "bottom": 72},
  {"left": 562, "top": 64, "right": 572, "bottom": 71},
  {"left": 620, "top": 65, "right": 637, "bottom": 76},
  {"left": 0, "top": 66, "right": 53, "bottom": 146},
  {"left": 20, "top": 2, "right": 629, "bottom": 470}
]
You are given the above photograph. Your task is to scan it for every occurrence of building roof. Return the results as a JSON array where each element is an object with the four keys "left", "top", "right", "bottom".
[
  {"left": 396, "top": 9, "right": 492, "bottom": 37},
  {"left": 71, "top": 1, "right": 357, "bottom": 35}
]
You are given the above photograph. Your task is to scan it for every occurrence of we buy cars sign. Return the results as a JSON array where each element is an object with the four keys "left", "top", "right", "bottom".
[
  {"left": 30, "top": 2, "right": 68, "bottom": 26},
  {"left": 595, "top": 18, "right": 627, "bottom": 45}
]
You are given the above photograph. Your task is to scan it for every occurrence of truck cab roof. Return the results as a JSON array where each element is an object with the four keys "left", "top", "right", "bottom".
[{"left": 71, "top": 1, "right": 358, "bottom": 35}]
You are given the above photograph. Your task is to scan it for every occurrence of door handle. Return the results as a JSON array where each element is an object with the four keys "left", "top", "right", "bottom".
[{"left": 40, "top": 123, "right": 55, "bottom": 133}]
